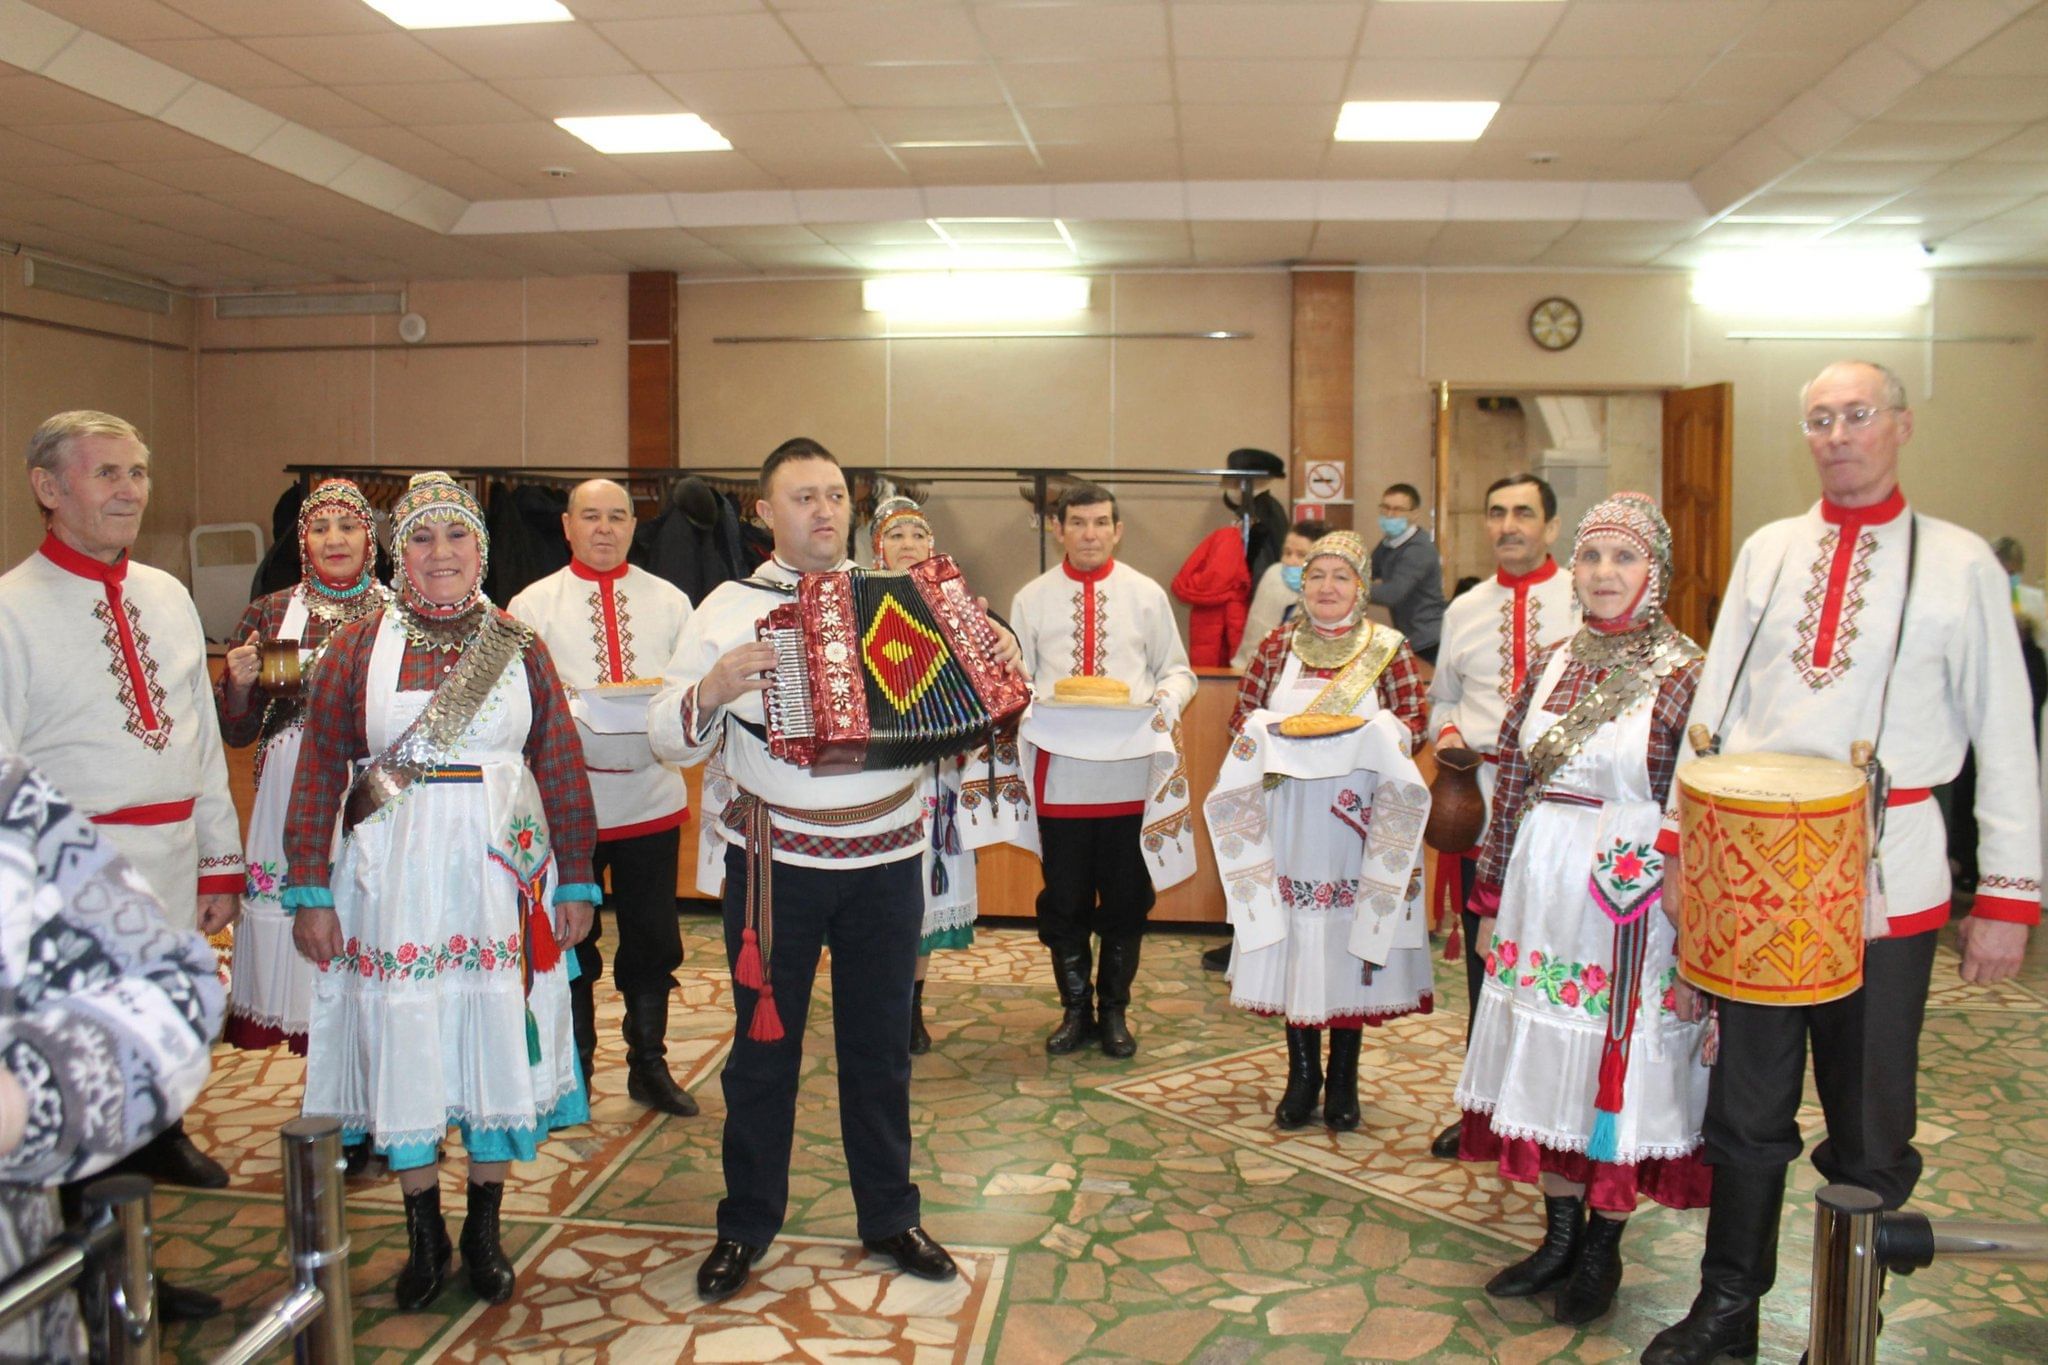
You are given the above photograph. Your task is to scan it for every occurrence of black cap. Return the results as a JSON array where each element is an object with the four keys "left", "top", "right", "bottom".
[{"left": 1225, "top": 448, "right": 1284, "bottom": 477}]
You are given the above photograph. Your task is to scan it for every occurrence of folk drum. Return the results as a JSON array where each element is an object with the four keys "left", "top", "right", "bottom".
[{"left": 1676, "top": 752, "right": 1867, "bottom": 1007}]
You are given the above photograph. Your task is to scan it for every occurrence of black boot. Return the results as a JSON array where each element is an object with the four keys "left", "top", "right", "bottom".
[
  {"left": 1096, "top": 933, "right": 1141, "bottom": 1059},
  {"left": 1555, "top": 1213, "right": 1626, "bottom": 1324},
  {"left": 114, "top": 1119, "right": 229, "bottom": 1190},
  {"left": 622, "top": 993, "right": 699, "bottom": 1117},
  {"left": 1641, "top": 1163, "right": 1786, "bottom": 1364},
  {"left": 909, "top": 979, "right": 932, "bottom": 1055},
  {"left": 1275, "top": 1025, "right": 1322, "bottom": 1129},
  {"left": 1044, "top": 941, "right": 1096, "bottom": 1055},
  {"left": 395, "top": 1184, "right": 452, "bottom": 1311},
  {"left": 1430, "top": 1119, "right": 1464, "bottom": 1159},
  {"left": 1487, "top": 1193, "right": 1585, "bottom": 1298},
  {"left": 569, "top": 972, "right": 597, "bottom": 1090},
  {"left": 459, "top": 1180, "right": 517, "bottom": 1305},
  {"left": 1323, "top": 1029, "right": 1362, "bottom": 1131}
]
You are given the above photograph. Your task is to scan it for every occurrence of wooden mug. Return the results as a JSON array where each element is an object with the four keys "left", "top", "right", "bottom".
[{"left": 257, "top": 639, "right": 304, "bottom": 696}]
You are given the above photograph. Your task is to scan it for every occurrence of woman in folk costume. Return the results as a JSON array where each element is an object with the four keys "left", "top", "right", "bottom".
[
  {"left": 281, "top": 473, "right": 598, "bottom": 1313},
  {"left": 215, "top": 478, "right": 388, "bottom": 1056},
  {"left": 1225, "top": 529, "right": 1431, "bottom": 1130},
  {"left": 871, "top": 496, "right": 981, "bottom": 1054},
  {"left": 1453, "top": 491, "right": 1710, "bottom": 1327}
]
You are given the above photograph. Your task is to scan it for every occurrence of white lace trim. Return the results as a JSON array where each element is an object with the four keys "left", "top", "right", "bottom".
[
  {"left": 307, "top": 1087, "right": 581, "bottom": 1149},
  {"left": 1233, "top": 988, "right": 1432, "bottom": 1025},
  {"left": 920, "top": 900, "right": 978, "bottom": 936},
  {"left": 1456, "top": 1098, "right": 1704, "bottom": 1163}
]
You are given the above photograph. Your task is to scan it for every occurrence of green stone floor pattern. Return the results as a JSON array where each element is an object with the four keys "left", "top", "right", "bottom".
[{"left": 158, "top": 916, "right": 2048, "bottom": 1363}]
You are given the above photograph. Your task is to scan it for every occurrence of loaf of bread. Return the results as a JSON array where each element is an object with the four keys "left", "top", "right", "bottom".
[
  {"left": 1052, "top": 676, "right": 1133, "bottom": 705},
  {"left": 1277, "top": 712, "right": 1365, "bottom": 738}
]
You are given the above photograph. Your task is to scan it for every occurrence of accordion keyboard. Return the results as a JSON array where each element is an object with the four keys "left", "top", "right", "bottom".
[{"left": 762, "top": 622, "right": 814, "bottom": 740}]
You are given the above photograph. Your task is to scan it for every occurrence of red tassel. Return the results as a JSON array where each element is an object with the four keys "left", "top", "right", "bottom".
[
  {"left": 1442, "top": 921, "right": 1463, "bottom": 963},
  {"left": 527, "top": 900, "right": 561, "bottom": 974},
  {"left": 734, "top": 927, "right": 765, "bottom": 990},
  {"left": 1593, "top": 1038, "right": 1628, "bottom": 1111},
  {"left": 746, "top": 980, "right": 785, "bottom": 1043}
]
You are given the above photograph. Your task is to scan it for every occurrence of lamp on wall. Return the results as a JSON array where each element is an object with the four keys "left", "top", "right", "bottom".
[
  {"left": 862, "top": 273, "right": 1091, "bottom": 323},
  {"left": 1691, "top": 249, "right": 1932, "bottom": 316}
]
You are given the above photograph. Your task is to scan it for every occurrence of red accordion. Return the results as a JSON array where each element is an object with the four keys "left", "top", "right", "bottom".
[{"left": 757, "top": 554, "right": 1029, "bottom": 774}]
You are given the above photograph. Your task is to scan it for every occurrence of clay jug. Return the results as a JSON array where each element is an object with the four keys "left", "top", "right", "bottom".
[{"left": 1425, "top": 746, "right": 1486, "bottom": 854}]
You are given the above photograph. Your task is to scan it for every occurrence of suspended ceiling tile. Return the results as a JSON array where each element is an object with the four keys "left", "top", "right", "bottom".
[
  {"left": 152, "top": 0, "right": 389, "bottom": 40},
  {"left": 587, "top": 15, "right": 810, "bottom": 71},
  {"left": 1640, "top": 103, "right": 1776, "bottom": 139},
  {"left": 973, "top": 2, "right": 1169, "bottom": 62},
  {"left": 1945, "top": 9, "right": 2048, "bottom": 76},
  {"left": 121, "top": 156, "right": 312, "bottom": 195},
  {"left": 22, "top": 117, "right": 224, "bottom": 160},
  {"left": 1307, "top": 219, "right": 1438, "bottom": 265},
  {"left": 1828, "top": 120, "right": 2022, "bottom": 161},
  {"left": 1176, "top": 59, "right": 1347, "bottom": 105},
  {"left": 1683, "top": 52, "right": 1838, "bottom": 105},
  {"left": 334, "top": 81, "right": 535, "bottom": 126},
  {"left": 1358, "top": 1, "right": 1566, "bottom": 60},
  {"left": 1177, "top": 104, "right": 1340, "bottom": 143},
  {"left": 1729, "top": 0, "right": 1913, "bottom": 64},
  {"left": 1319, "top": 141, "right": 1474, "bottom": 178},
  {"left": 890, "top": 143, "right": 1045, "bottom": 183},
  {"left": 0, "top": 72, "right": 138, "bottom": 124},
  {"left": 1033, "top": 140, "right": 1182, "bottom": 181},
  {"left": 1884, "top": 76, "right": 2048, "bottom": 124},
  {"left": 1546, "top": 0, "right": 1768, "bottom": 58},
  {"left": 864, "top": 103, "right": 1026, "bottom": 143},
  {"left": 707, "top": 243, "right": 856, "bottom": 273},
  {"left": 8, "top": 159, "right": 183, "bottom": 197},
  {"left": 604, "top": 154, "right": 784, "bottom": 193},
  {"left": 1179, "top": 140, "right": 1327, "bottom": 179},
  {"left": 1171, "top": 3, "right": 1367, "bottom": 61},
  {"left": 1770, "top": 158, "right": 1947, "bottom": 192},
  {"left": 33, "top": 0, "right": 210, "bottom": 41},
  {"left": 1022, "top": 105, "right": 1178, "bottom": 144},
  {"left": 240, "top": 84, "right": 385, "bottom": 131},
  {"left": 1516, "top": 56, "right": 1714, "bottom": 103},
  {"left": 714, "top": 108, "right": 882, "bottom": 149},
  {"left": 1976, "top": 124, "right": 2048, "bottom": 161},
  {"left": 564, "top": 227, "right": 747, "bottom": 272},
  {"left": 654, "top": 66, "right": 848, "bottom": 114},
  {"left": 997, "top": 60, "right": 1174, "bottom": 107},
  {"left": 1343, "top": 58, "right": 1528, "bottom": 102},
  {"left": 0, "top": 127, "right": 91, "bottom": 168},
  {"left": 1882, "top": 0, "right": 2025, "bottom": 74},
  {"left": 243, "top": 34, "right": 471, "bottom": 87},
  {"left": 1485, "top": 103, "right": 1661, "bottom": 142},
  {"left": 1918, "top": 160, "right": 2048, "bottom": 193},
  {"left": 489, "top": 73, "right": 687, "bottom": 119},
  {"left": 1737, "top": 190, "right": 1899, "bottom": 218},
  {"left": 781, "top": 8, "right": 987, "bottom": 64},
  {"left": 806, "top": 218, "right": 942, "bottom": 245},
  {"left": 684, "top": 223, "right": 825, "bottom": 247},
  {"left": 824, "top": 62, "right": 1005, "bottom": 108},
  {"left": 416, "top": 25, "right": 639, "bottom": 81},
  {"left": 125, "top": 38, "right": 308, "bottom": 91}
]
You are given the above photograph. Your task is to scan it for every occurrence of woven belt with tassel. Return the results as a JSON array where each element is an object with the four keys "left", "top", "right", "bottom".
[{"left": 728, "top": 783, "right": 919, "bottom": 1044}]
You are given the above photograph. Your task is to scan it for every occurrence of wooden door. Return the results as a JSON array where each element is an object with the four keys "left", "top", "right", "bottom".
[{"left": 1661, "top": 382, "right": 1732, "bottom": 646}]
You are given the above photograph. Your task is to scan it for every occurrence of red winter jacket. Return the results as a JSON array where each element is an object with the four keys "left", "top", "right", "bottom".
[{"left": 1172, "top": 526, "right": 1252, "bottom": 667}]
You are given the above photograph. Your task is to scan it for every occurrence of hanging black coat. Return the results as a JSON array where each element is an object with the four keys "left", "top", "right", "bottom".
[
  {"left": 632, "top": 476, "right": 749, "bottom": 605},
  {"left": 484, "top": 481, "right": 570, "bottom": 603}
]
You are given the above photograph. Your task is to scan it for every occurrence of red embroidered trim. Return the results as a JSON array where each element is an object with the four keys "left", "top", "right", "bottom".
[
  {"left": 1794, "top": 528, "right": 1875, "bottom": 687},
  {"left": 92, "top": 597, "right": 170, "bottom": 748}
]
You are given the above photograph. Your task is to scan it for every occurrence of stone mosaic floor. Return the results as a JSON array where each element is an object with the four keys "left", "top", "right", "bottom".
[{"left": 154, "top": 916, "right": 2048, "bottom": 1363}]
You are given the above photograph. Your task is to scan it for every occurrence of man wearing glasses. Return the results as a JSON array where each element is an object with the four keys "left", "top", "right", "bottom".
[
  {"left": 1369, "top": 483, "right": 1447, "bottom": 665},
  {"left": 1644, "top": 361, "right": 2040, "bottom": 1365}
]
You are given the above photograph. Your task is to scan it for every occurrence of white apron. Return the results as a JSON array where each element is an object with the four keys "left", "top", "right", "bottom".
[
  {"left": 302, "top": 615, "right": 580, "bottom": 1156},
  {"left": 1455, "top": 648, "right": 1709, "bottom": 1162},
  {"left": 1225, "top": 656, "right": 1433, "bottom": 1025},
  {"left": 228, "top": 591, "right": 314, "bottom": 1041}
]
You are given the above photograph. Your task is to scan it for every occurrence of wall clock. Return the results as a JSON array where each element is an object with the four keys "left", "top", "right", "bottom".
[{"left": 1528, "top": 296, "right": 1582, "bottom": 351}]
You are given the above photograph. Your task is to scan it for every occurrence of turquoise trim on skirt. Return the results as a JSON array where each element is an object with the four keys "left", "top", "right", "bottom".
[
  {"left": 917, "top": 924, "right": 975, "bottom": 956},
  {"left": 348, "top": 1060, "right": 591, "bottom": 1172}
]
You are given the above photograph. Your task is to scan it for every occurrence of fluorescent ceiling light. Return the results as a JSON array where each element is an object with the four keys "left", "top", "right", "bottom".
[
  {"left": 1690, "top": 250, "right": 1932, "bottom": 316},
  {"left": 1335, "top": 101, "right": 1498, "bottom": 142},
  {"left": 555, "top": 114, "right": 731, "bottom": 154},
  {"left": 863, "top": 273, "right": 1091, "bottom": 322},
  {"left": 361, "top": 1, "right": 573, "bottom": 29}
]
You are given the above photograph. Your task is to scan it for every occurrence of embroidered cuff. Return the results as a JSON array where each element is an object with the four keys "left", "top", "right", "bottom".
[
  {"left": 553, "top": 882, "right": 603, "bottom": 906},
  {"left": 1466, "top": 881, "right": 1502, "bottom": 917},
  {"left": 281, "top": 886, "right": 334, "bottom": 914},
  {"left": 1968, "top": 893, "right": 2040, "bottom": 926}
]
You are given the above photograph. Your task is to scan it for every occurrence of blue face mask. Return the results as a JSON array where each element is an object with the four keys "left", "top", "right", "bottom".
[
  {"left": 1378, "top": 514, "right": 1409, "bottom": 539},
  {"left": 1280, "top": 564, "right": 1304, "bottom": 592}
]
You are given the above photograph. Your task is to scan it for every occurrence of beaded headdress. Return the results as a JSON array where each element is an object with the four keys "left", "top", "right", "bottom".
[
  {"left": 391, "top": 471, "right": 488, "bottom": 622},
  {"left": 297, "top": 478, "right": 376, "bottom": 598},
  {"left": 1304, "top": 529, "right": 1370, "bottom": 582},
  {"left": 1572, "top": 490, "right": 1671, "bottom": 628},
  {"left": 870, "top": 495, "right": 932, "bottom": 561}
]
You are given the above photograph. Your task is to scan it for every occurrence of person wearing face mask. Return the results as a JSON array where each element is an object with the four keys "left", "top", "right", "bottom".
[
  {"left": 217, "top": 479, "right": 390, "bottom": 1059},
  {"left": 1214, "top": 530, "right": 1431, "bottom": 1132},
  {"left": 509, "top": 480, "right": 699, "bottom": 1119},
  {"left": 1453, "top": 492, "right": 1711, "bottom": 1330},
  {"left": 283, "top": 472, "right": 597, "bottom": 1313},
  {"left": 1421, "top": 474, "right": 1580, "bottom": 1159},
  {"left": 1231, "top": 519, "right": 1326, "bottom": 672},
  {"left": 1369, "top": 483, "right": 1447, "bottom": 665}
]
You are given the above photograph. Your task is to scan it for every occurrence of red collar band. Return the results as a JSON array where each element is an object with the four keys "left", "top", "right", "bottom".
[
  {"left": 569, "top": 558, "right": 630, "bottom": 583},
  {"left": 1497, "top": 558, "right": 1559, "bottom": 590},
  {"left": 1062, "top": 558, "right": 1114, "bottom": 584},
  {"left": 1820, "top": 486, "right": 1906, "bottom": 527},
  {"left": 38, "top": 533, "right": 128, "bottom": 585}
]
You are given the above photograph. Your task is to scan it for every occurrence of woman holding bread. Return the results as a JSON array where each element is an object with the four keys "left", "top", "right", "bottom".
[
  {"left": 1452, "top": 491, "right": 1710, "bottom": 1329},
  {"left": 1222, "top": 529, "right": 1431, "bottom": 1130}
]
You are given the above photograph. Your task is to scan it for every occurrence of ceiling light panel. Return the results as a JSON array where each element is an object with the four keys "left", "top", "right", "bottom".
[
  {"left": 554, "top": 114, "right": 732, "bottom": 154},
  {"left": 361, "top": 1, "right": 573, "bottom": 29},
  {"left": 1335, "top": 101, "right": 1499, "bottom": 142}
]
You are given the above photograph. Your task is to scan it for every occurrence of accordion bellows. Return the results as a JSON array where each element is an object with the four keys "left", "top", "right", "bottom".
[{"left": 759, "top": 555, "right": 1030, "bottom": 773}]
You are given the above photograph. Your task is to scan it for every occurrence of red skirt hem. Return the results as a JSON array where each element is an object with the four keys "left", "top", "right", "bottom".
[
  {"left": 1458, "top": 1111, "right": 1712, "bottom": 1212},
  {"left": 224, "top": 1014, "right": 308, "bottom": 1057},
  {"left": 1244, "top": 994, "right": 1434, "bottom": 1030}
]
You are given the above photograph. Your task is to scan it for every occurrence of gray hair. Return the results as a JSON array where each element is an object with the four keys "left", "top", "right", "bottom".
[
  {"left": 1800, "top": 361, "right": 1907, "bottom": 413},
  {"left": 26, "top": 411, "right": 147, "bottom": 512}
]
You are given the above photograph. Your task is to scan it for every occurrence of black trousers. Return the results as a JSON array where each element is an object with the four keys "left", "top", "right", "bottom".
[
  {"left": 1457, "top": 853, "right": 1485, "bottom": 1043},
  {"left": 1702, "top": 931, "right": 1939, "bottom": 1208},
  {"left": 577, "top": 826, "right": 684, "bottom": 999},
  {"left": 1035, "top": 813, "right": 1155, "bottom": 947},
  {"left": 717, "top": 846, "right": 922, "bottom": 1246}
]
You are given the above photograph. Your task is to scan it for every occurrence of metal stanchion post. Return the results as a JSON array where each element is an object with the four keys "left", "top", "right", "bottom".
[
  {"left": 280, "top": 1117, "right": 352, "bottom": 1365},
  {"left": 1808, "top": 1184, "right": 1884, "bottom": 1365},
  {"left": 82, "top": 1174, "right": 158, "bottom": 1365}
]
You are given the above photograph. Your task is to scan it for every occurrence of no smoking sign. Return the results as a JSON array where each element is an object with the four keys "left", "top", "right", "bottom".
[{"left": 1304, "top": 460, "right": 1348, "bottom": 501}]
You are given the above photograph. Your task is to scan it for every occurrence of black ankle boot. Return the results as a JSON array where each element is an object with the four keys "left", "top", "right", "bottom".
[
  {"left": 1097, "top": 933, "right": 1141, "bottom": 1059},
  {"left": 395, "top": 1185, "right": 452, "bottom": 1311},
  {"left": 1555, "top": 1213, "right": 1626, "bottom": 1324},
  {"left": 459, "top": 1181, "right": 516, "bottom": 1305},
  {"left": 909, "top": 979, "right": 932, "bottom": 1055},
  {"left": 1045, "top": 941, "right": 1096, "bottom": 1055},
  {"left": 1487, "top": 1193, "right": 1585, "bottom": 1298},
  {"left": 1642, "top": 1163, "right": 1786, "bottom": 1364},
  {"left": 1275, "top": 1025, "right": 1322, "bottom": 1129},
  {"left": 623, "top": 993, "right": 699, "bottom": 1117},
  {"left": 1323, "top": 1029, "right": 1361, "bottom": 1131}
]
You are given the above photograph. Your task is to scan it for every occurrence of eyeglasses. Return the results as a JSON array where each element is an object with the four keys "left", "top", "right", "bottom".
[{"left": 1798, "top": 405, "right": 1897, "bottom": 436}]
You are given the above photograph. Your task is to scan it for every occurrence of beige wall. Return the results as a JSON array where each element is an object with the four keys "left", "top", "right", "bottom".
[
  {"left": 194, "top": 275, "right": 629, "bottom": 543},
  {"left": 0, "top": 258, "right": 197, "bottom": 579},
  {"left": 676, "top": 270, "right": 1293, "bottom": 625},
  {"left": 1355, "top": 269, "right": 2048, "bottom": 589}
]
